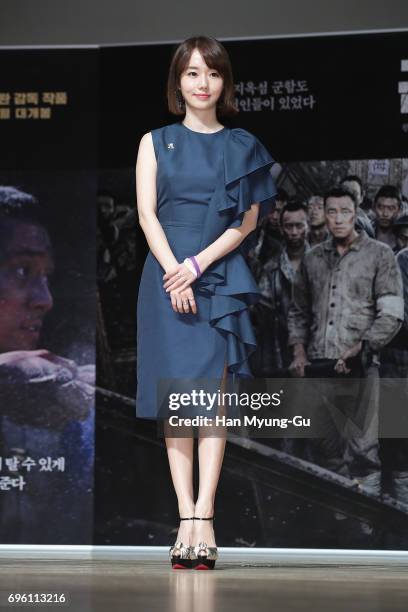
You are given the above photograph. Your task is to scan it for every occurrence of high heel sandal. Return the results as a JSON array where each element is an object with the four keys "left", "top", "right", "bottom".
[
  {"left": 169, "top": 517, "right": 194, "bottom": 569},
  {"left": 191, "top": 517, "right": 218, "bottom": 570}
]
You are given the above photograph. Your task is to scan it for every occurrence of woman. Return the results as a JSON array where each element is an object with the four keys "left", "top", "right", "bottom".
[{"left": 136, "top": 35, "right": 277, "bottom": 569}]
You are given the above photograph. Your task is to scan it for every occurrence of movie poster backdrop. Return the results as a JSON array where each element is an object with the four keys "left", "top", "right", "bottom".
[{"left": 0, "top": 49, "right": 97, "bottom": 544}]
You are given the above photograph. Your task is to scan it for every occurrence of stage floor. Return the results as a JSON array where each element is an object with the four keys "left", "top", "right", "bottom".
[{"left": 0, "top": 556, "right": 408, "bottom": 611}]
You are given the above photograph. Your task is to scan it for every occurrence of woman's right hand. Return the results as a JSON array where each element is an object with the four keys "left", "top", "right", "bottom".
[{"left": 170, "top": 287, "right": 197, "bottom": 314}]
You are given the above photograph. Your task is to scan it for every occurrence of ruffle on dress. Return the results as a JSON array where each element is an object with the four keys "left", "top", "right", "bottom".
[
  {"left": 219, "top": 127, "right": 278, "bottom": 226},
  {"left": 197, "top": 128, "right": 278, "bottom": 378}
]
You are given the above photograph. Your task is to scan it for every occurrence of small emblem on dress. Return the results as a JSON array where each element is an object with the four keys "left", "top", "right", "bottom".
[{"left": 167, "top": 142, "right": 175, "bottom": 149}]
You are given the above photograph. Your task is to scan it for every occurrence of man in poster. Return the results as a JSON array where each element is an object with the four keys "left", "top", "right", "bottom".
[
  {"left": 0, "top": 186, "right": 94, "bottom": 543},
  {"left": 372, "top": 185, "right": 403, "bottom": 250},
  {"left": 256, "top": 201, "right": 310, "bottom": 372},
  {"left": 287, "top": 186, "right": 403, "bottom": 491}
]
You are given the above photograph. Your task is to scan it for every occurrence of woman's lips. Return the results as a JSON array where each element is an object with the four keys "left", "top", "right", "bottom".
[{"left": 194, "top": 94, "right": 210, "bottom": 99}]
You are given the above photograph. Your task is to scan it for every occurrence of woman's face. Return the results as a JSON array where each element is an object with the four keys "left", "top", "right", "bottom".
[{"left": 179, "top": 49, "right": 224, "bottom": 112}]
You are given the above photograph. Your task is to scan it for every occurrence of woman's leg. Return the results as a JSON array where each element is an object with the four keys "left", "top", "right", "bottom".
[
  {"left": 164, "top": 423, "right": 195, "bottom": 544},
  {"left": 194, "top": 361, "right": 228, "bottom": 546}
]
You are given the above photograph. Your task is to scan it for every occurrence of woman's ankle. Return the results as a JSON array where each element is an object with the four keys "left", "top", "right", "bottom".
[
  {"left": 194, "top": 501, "right": 214, "bottom": 518},
  {"left": 178, "top": 504, "right": 195, "bottom": 518},
  {"left": 193, "top": 515, "right": 216, "bottom": 547}
]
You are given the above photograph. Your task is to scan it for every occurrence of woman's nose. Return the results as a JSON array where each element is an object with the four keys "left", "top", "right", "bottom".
[{"left": 199, "top": 74, "right": 209, "bottom": 88}]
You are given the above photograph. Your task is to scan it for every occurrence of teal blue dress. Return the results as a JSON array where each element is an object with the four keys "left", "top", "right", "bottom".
[{"left": 136, "top": 122, "right": 277, "bottom": 419}]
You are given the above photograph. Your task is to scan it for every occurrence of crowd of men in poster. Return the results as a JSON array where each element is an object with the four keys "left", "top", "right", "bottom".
[
  {"left": 96, "top": 175, "right": 408, "bottom": 505},
  {"left": 247, "top": 177, "right": 408, "bottom": 376},
  {"left": 246, "top": 176, "right": 408, "bottom": 504}
]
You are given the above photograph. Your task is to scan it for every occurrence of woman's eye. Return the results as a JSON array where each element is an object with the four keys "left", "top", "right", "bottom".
[{"left": 187, "top": 71, "right": 219, "bottom": 77}]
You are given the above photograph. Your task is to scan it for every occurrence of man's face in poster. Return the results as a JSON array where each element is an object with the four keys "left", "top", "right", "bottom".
[
  {"left": 0, "top": 218, "right": 54, "bottom": 352},
  {"left": 281, "top": 209, "right": 308, "bottom": 249},
  {"left": 325, "top": 195, "right": 356, "bottom": 240},
  {"left": 268, "top": 199, "right": 285, "bottom": 229},
  {"left": 307, "top": 196, "right": 325, "bottom": 228},
  {"left": 375, "top": 196, "right": 400, "bottom": 229}
]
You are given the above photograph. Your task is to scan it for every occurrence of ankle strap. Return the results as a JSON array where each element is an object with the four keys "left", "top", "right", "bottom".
[
  {"left": 180, "top": 516, "right": 194, "bottom": 520},
  {"left": 194, "top": 516, "right": 214, "bottom": 521}
]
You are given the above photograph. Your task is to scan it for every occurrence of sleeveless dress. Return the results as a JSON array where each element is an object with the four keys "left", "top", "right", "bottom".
[{"left": 136, "top": 121, "right": 277, "bottom": 420}]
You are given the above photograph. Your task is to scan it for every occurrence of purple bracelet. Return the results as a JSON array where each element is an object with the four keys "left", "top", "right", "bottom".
[{"left": 189, "top": 255, "right": 202, "bottom": 278}]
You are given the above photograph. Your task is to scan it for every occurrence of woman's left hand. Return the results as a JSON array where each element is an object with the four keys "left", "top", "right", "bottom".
[{"left": 163, "top": 262, "right": 196, "bottom": 292}]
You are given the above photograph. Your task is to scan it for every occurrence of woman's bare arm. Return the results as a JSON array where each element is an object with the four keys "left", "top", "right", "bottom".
[
  {"left": 196, "top": 204, "right": 260, "bottom": 271},
  {"left": 136, "top": 132, "right": 179, "bottom": 273},
  {"left": 136, "top": 132, "right": 197, "bottom": 314},
  {"left": 163, "top": 203, "right": 260, "bottom": 292}
]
